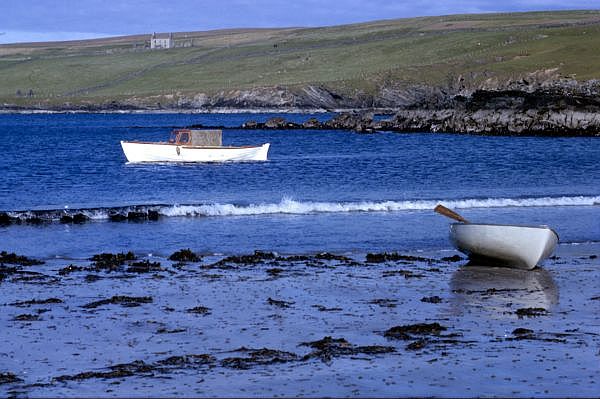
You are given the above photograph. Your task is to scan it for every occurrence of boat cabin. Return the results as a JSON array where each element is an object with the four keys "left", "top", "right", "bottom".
[{"left": 169, "top": 129, "right": 222, "bottom": 147}]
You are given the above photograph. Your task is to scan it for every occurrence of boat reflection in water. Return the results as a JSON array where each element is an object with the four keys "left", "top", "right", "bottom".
[{"left": 449, "top": 265, "right": 559, "bottom": 317}]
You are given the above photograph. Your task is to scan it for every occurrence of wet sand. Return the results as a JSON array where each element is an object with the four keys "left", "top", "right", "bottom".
[{"left": 1, "top": 244, "right": 599, "bottom": 397}]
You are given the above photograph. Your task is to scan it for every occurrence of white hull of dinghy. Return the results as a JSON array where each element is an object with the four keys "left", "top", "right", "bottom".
[
  {"left": 449, "top": 223, "right": 558, "bottom": 270},
  {"left": 121, "top": 141, "right": 270, "bottom": 163}
]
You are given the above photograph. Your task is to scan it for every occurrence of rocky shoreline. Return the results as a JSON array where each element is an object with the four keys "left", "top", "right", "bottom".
[{"left": 3, "top": 75, "right": 600, "bottom": 136}]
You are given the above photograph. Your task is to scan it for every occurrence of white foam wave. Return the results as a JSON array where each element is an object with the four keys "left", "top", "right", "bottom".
[{"left": 159, "top": 195, "right": 600, "bottom": 218}]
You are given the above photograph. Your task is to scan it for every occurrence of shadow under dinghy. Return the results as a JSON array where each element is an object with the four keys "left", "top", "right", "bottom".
[{"left": 434, "top": 204, "right": 559, "bottom": 270}]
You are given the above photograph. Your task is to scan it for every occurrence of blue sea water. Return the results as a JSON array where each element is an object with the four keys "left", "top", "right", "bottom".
[{"left": 0, "top": 113, "right": 598, "bottom": 258}]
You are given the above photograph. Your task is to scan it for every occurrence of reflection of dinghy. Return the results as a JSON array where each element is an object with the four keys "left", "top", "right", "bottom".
[
  {"left": 121, "top": 129, "right": 270, "bottom": 163},
  {"left": 435, "top": 205, "right": 558, "bottom": 270},
  {"left": 449, "top": 265, "right": 559, "bottom": 315}
]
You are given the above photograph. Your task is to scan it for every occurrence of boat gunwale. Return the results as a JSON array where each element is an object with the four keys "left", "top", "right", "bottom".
[{"left": 120, "top": 140, "right": 267, "bottom": 150}]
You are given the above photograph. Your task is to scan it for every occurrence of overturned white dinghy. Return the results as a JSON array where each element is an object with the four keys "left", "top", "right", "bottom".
[
  {"left": 121, "top": 129, "right": 270, "bottom": 163},
  {"left": 435, "top": 204, "right": 558, "bottom": 270}
]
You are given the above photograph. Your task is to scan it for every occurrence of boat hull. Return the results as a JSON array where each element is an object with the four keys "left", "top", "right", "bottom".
[
  {"left": 121, "top": 141, "right": 270, "bottom": 163},
  {"left": 449, "top": 223, "right": 558, "bottom": 270}
]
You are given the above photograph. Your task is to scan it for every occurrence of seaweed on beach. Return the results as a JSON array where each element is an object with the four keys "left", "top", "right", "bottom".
[
  {"left": 186, "top": 306, "right": 211, "bottom": 315},
  {"left": 421, "top": 296, "right": 443, "bottom": 304},
  {"left": 267, "top": 297, "right": 294, "bottom": 308},
  {"left": 10, "top": 298, "right": 62, "bottom": 307},
  {"left": 368, "top": 298, "right": 398, "bottom": 308},
  {"left": 381, "top": 269, "right": 425, "bottom": 278},
  {"left": 366, "top": 252, "right": 436, "bottom": 264},
  {"left": 0, "top": 372, "right": 22, "bottom": 385},
  {"left": 300, "top": 336, "right": 395, "bottom": 362},
  {"left": 0, "top": 251, "right": 44, "bottom": 266},
  {"left": 221, "top": 347, "right": 299, "bottom": 369},
  {"left": 90, "top": 252, "right": 136, "bottom": 271},
  {"left": 384, "top": 322, "right": 448, "bottom": 340},
  {"left": 13, "top": 313, "right": 41, "bottom": 321},
  {"left": 126, "top": 260, "right": 163, "bottom": 273},
  {"left": 82, "top": 295, "right": 153, "bottom": 309},
  {"left": 205, "top": 250, "right": 277, "bottom": 269},
  {"left": 58, "top": 264, "right": 86, "bottom": 275},
  {"left": 516, "top": 307, "right": 548, "bottom": 318},
  {"left": 168, "top": 249, "right": 201, "bottom": 263},
  {"left": 54, "top": 360, "right": 156, "bottom": 381},
  {"left": 156, "top": 354, "right": 215, "bottom": 367}
]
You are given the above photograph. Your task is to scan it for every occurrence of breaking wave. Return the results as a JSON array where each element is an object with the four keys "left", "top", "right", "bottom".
[{"left": 1, "top": 195, "right": 598, "bottom": 224}]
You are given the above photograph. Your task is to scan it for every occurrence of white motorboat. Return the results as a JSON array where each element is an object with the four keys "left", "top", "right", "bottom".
[
  {"left": 435, "top": 205, "right": 558, "bottom": 270},
  {"left": 121, "top": 129, "right": 270, "bottom": 163}
]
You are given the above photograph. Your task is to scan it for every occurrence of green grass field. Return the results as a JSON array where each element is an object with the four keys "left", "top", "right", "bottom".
[{"left": 1, "top": 10, "right": 599, "bottom": 106}]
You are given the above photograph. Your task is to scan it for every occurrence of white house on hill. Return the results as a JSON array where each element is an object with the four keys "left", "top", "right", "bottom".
[{"left": 150, "top": 32, "right": 173, "bottom": 49}]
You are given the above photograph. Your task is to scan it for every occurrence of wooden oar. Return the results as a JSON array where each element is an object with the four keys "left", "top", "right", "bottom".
[{"left": 434, "top": 204, "right": 469, "bottom": 223}]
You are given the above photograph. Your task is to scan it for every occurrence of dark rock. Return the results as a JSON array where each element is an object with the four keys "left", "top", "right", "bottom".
[
  {"left": 147, "top": 210, "right": 160, "bottom": 221},
  {"left": 311, "top": 304, "right": 342, "bottom": 312},
  {"left": 302, "top": 117, "right": 321, "bottom": 129},
  {"left": 264, "top": 117, "right": 287, "bottom": 129},
  {"left": 127, "top": 211, "right": 147, "bottom": 221},
  {"left": 60, "top": 215, "right": 73, "bottom": 223},
  {"left": 82, "top": 295, "right": 152, "bottom": 309},
  {"left": 325, "top": 111, "right": 374, "bottom": 132},
  {"left": 209, "top": 250, "right": 275, "bottom": 267},
  {"left": 0, "top": 212, "right": 12, "bottom": 226},
  {"left": 168, "top": 249, "right": 201, "bottom": 262},
  {"left": 242, "top": 120, "right": 259, "bottom": 129},
  {"left": 109, "top": 213, "right": 128, "bottom": 222},
  {"left": 421, "top": 296, "right": 443, "bottom": 304}
]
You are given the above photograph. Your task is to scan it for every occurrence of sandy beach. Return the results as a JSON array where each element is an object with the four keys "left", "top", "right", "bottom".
[{"left": 1, "top": 243, "right": 598, "bottom": 397}]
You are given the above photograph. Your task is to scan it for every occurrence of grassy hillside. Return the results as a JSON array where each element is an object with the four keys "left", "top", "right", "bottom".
[{"left": 1, "top": 10, "right": 600, "bottom": 107}]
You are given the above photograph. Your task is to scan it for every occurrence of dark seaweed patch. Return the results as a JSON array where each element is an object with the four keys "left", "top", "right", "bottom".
[
  {"left": 300, "top": 336, "right": 394, "bottom": 362},
  {"left": 13, "top": 313, "right": 41, "bottom": 321},
  {"left": 267, "top": 297, "right": 294, "bottom": 308},
  {"left": 0, "top": 372, "right": 22, "bottom": 385},
  {"left": 186, "top": 306, "right": 211, "bottom": 315},
  {"left": 0, "top": 251, "right": 44, "bottom": 266},
  {"left": 221, "top": 348, "right": 298, "bottom": 369},
  {"left": 312, "top": 304, "right": 342, "bottom": 312},
  {"left": 384, "top": 322, "right": 448, "bottom": 340},
  {"left": 381, "top": 269, "right": 425, "bottom": 278},
  {"left": 90, "top": 252, "right": 136, "bottom": 271},
  {"left": 10, "top": 298, "right": 62, "bottom": 307},
  {"left": 421, "top": 296, "right": 443, "bottom": 304},
  {"left": 126, "top": 260, "right": 162, "bottom": 273},
  {"left": 54, "top": 360, "right": 155, "bottom": 381},
  {"left": 368, "top": 298, "right": 398, "bottom": 308},
  {"left": 58, "top": 264, "right": 86, "bottom": 275},
  {"left": 516, "top": 307, "right": 548, "bottom": 318},
  {"left": 82, "top": 295, "right": 153, "bottom": 309},
  {"left": 366, "top": 252, "right": 435, "bottom": 263},
  {"left": 168, "top": 249, "right": 201, "bottom": 263}
]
